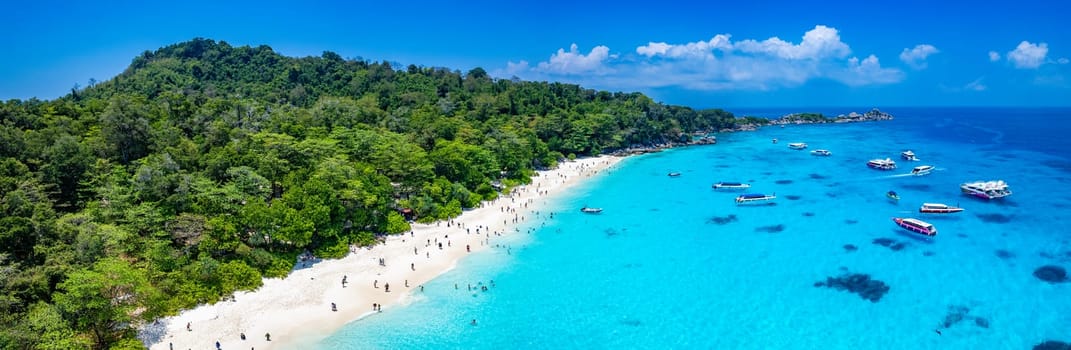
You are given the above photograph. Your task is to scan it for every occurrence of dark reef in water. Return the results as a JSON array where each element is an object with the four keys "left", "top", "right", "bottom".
[
  {"left": 707, "top": 214, "right": 738, "bottom": 225},
  {"left": 1042, "top": 159, "right": 1071, "bottom": 174},
  {"left": 843, "top": 244, "right": 858, "bottom": 252},
  {"left": 938, "top": 305, "right": 990, "bottom": 330},
  {"left": 977, "top": 213, "right": 1013, "bottom": 224},
  {"left": 802, "top": 212, "right": 815, "bottom": 217},
  {"left": 900, "top": 184, "right": 932, "bottom": 191},
  {"left": 785, "top": 195, "right": 802, "bottom": 200},
  {"left": 995, "top": 249, "right": 1015, "bottom": 260},
  {"left": 1033, "top": 265, "right": 1069, "bottom": 283},
  {"left": 956, "top": 233, "right": 969, "bottom": 238},
  {"left": 1035, "top": 341, "right": 1071, "bottom": 350},
  {"left": 844, "top": 219, "right": 858, "bottom": 224},
  {"left": 809, "top": 173, "right": 829, "bottom": 180},
  {"left": 755, "top": 224, "right": 785, "bottom": 233},
  {"left": 825, "top": 192, "right": 838, "bottom": 198},
  {"left": 605, "top": 228, "right": 619, "bottom": 237},
  {"left": 775, "top": 179, "right": 793, "bottom": 184},
  {"left": 814, "top": 272, "right": 890, "bottom": 302},
  {"left": 872, "top": 238, "right": 908, "bottom": 251},
  {"left": 922, "top": 251, "right": 936, "bottom": 257}
]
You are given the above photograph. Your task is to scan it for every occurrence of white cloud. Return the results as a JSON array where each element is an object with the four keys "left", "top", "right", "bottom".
[
  {"left": 733, "top": 25, "right": 851, "bottom": 60},
  {"left": 533, "top": 43, "right": 611, "bottom": 75},
  {"left": 899, "top": 44, "right": 939, "bottom": 69},
  {"left": 636, "top": 34, "right": 732, "bottom": 59},
  {"left": 498, "top": 25, "right": 904, "bottom": 92},
  {"left": 988, "top": 51, "right": 1001, "bottom": 62},
  {"left": 964, "top": 77, "right": 986, "bottom": 91},
  {"left": 1007, "top": 41, "right": 1048, "bottom": 69}
]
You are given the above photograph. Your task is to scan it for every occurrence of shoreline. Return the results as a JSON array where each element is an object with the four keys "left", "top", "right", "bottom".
[{"left": 140, "top": 155, "right": 625, "bottom": 350}]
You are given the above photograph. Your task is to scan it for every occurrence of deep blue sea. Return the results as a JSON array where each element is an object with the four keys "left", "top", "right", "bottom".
[{"left": 314, "top": 107, "right": 1071, "bottom": 349}]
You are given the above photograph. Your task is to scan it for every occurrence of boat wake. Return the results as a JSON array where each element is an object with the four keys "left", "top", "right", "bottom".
[{"left": 876, "top": 168, "right": 946, "bottom": 179}]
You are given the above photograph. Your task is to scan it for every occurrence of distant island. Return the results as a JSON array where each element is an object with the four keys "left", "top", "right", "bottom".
[{"left": 720, "top": 108, "right": 894, "bottom": 131}]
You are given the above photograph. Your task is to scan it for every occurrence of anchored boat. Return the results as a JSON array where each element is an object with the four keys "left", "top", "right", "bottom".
[
  {"left": 667, "top": 172, "right": 681, "bottom": 177},
  {"left": 901, "top": 150, "right": 919, "bottom": 161},
  {"left": 867, "top": 158, "right": 897, "bottom": 170},
  {"left": 712, "top": 182, "right": 751, "bottom": 190},
  {"left": 919, "top": 203, "right": 964, "bottom": 214},
  {"left": 960, "top": 180, "right": 1012, "bottom": 200},
  {"left": 736, "top": 193, "right": 776, "bottom": 204},
  {"left": 892, "top": 217, "right": 937, "bottom": 236},
  {"left": 580, "top": 207, "right": 603, "bottom": 214},
  {"left": 887, "top": 191, "right": 900, "bottom": 201},
  {"left": 788, "top": 143, "right": 808, "bottom": 150},
  {"left": 810, "top": 149, "right": 832, "bottom": 156}
]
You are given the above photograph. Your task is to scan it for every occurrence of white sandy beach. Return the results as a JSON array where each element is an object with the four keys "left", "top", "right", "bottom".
[{"left": 141, "top": 155, "right": 623, "bottom": 350}]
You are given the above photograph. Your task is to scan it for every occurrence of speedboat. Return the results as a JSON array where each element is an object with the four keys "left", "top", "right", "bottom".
[
  {"left": 667, "top": 172, "right": 681, "bottom": 177},
  {"left": 960, "top": 180, "right": 1012, "bottom": 200},
  {"left": 788, "top": 143, "right": 808, "bottom": 150},
  {"left": 867, "top": 158, "right": 897, "bottom": 170},
  {"left": 901, "top": 150, "right": 919, "bottom": 161},
  {"left": 887, "top": 191, "right": 900, "bottom": 201},
  {"left": 919, "top": 203, "right": 964, "bottom": 214},
  {"left": 712, "top": 182, "right": 751, "bottom": 190},
  {"left": 810, "top": 149, "right": 832, "bottom": 156},
  {"left": 736, "top": 193, "right": 776, "bottom": 204},
  {"left": 892, "top": 217, "right": 937, "bottom": 236},
  {"left": 580, "top": 207, "right": 603, "bottom": 214},
  {"left": 772, "top": 138, "right": 778, "bottom": 144},
  {"left": 911, "top": 165, "right": 934, "bottom": 176}
]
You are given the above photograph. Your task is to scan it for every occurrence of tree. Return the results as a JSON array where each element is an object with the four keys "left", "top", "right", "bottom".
[
  {"left": 99, "top": 95, "right": 153, "bottom": 163},
  {"left": 53, "top": 258, "right": 161, "bottom": 349}
]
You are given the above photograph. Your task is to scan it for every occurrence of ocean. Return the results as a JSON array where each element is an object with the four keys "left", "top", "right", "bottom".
[{"left": 314, "top": 107, "right": 1071, "bottom": 349}]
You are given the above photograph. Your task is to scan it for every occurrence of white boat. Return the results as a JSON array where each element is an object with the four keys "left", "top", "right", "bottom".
[
  {"left": 961, "top": 180, "right": 1012, "bottom": 200},
  {"left": 580, "top": 207, "right": 603, "bottom": 214},
  {"left": 867, "top": 158, "right": 896, "bottom": 170},
  {"left": 901, "top": 150, "right": 919, "bottom": 161},
  {"left": 892, "top": 217, "right": 937, "bottom": 236},
  {"left": 911, "top": 165, "right": 934, "bottom": 176},
  {"left": 788, "top": 143, "right": 808, "bottom": 150},
  {"left": 736, "top": 193, "right": 776, "bottom": 204},
  {"left": 810, "top": 149, "right": 832, "bottom": 156},
  {"left": 712, "top": 182, "right": 751, "bottom": 190},
  {"left": 919, "top": 203, "right": 964, "bottom": 214}
]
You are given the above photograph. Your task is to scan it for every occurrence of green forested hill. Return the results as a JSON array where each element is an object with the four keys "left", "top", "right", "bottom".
[{"left": 0, "top": 38, "right": 744, "bottom": 349}]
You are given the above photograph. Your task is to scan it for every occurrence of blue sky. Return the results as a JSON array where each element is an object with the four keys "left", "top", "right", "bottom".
[{"left": 2, "top": 0, "right": 1069, "bottom": 107}]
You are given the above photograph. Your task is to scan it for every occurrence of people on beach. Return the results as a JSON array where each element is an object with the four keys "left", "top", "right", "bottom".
[
  {"left": 331, "top": 302, "right": 337, "bottom": 311},
  {"left": 384, "top": 283, "right": 390, "bottom": 292},
  {"left": 186, "top": 322, "right": 191, "bottom": 331},
  {"left": 265, "top": 333, "right": 271, "bottom": 341},
  {"left": 240, "top": 332, "right": 246, "bottom": 340}
]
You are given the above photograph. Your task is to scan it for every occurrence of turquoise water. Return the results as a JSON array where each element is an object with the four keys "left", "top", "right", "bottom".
[{"left": 316, "top": 108, "right": 1071, "bottom": 349}]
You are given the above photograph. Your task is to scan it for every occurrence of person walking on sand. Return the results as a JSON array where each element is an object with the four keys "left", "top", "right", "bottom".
[
  {"left": 186, "top": 322, "right": 191, "bottom": 331},
  {"left": 265, "top": 333, "right": 271, "bottom": 341},
  {"left": 385, "top": 283, "right": 390, "bottom": 292}
]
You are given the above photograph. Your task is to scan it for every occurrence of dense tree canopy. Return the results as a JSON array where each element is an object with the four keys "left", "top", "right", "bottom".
[{"left": 0, "top": 38, "right": 750, "bottom": 349}]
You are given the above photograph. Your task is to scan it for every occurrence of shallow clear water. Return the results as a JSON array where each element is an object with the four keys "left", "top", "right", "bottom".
[{"left": 314, "top": 108, "right": 1071, "bottom": 349}]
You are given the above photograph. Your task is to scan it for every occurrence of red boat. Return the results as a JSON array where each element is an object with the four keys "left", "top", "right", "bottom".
[
  {"left": 919, "top": 203, "right": 964, "bottom": 214},
  {"left": 892, "top": 217, "right": 937, "bottom": 236}
]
